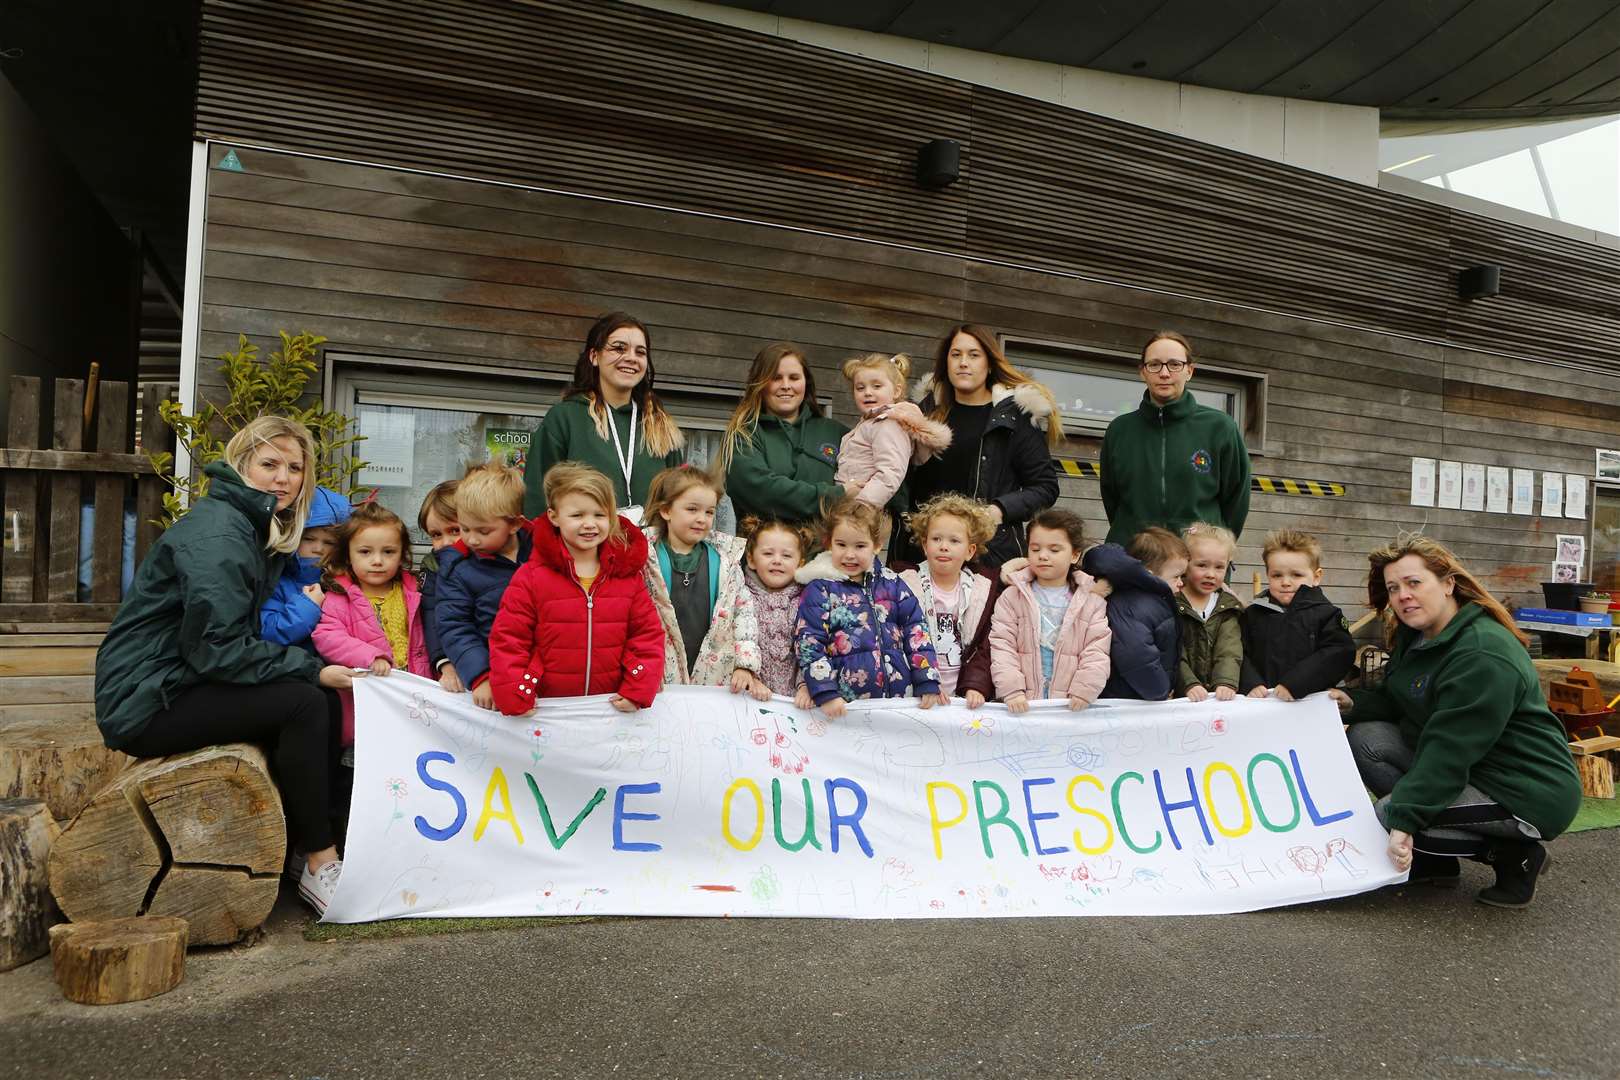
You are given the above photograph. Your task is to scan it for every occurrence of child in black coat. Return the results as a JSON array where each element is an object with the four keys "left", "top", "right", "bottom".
[
  {"left": 1240, "top": 528, "right": 1355, "bottom": 700},
  {"left": 1081, "top": 528, "right": 1189, "bottom": 701}
]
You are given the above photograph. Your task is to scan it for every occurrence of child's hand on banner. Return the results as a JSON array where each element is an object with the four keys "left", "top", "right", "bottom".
[
  {"left": 1067, "top": 695, "right": 1089, "bottom": 711},
  {"left": 1004, "top": 691, "right": 1029, "bottom": 714},
  {"left": 963, "top": 690, "right": 985, "bottom": 709},
  {"left": 1186, "top": 685, "right": 1210, "bottom": 702},
  {"left": 369, "top": 657, "right": 393, "bottom": 677},
  {"left": 610, "top": 695, "right": 638, "bottom": 713},
  {"left": 439, "top": 666, "right": 464, "bottom": 694},
  {"left": 472, "top": 682, "right": 495, "bottom": 710},
  {"left": 819, "top": 698, "right": 847, "bottom": 719},
  {"left": 917, "top": 693, "right": 943, "bottom": 709},
  {"left": 1214, "top": 685, "right": 1236, "bottom": 701}
]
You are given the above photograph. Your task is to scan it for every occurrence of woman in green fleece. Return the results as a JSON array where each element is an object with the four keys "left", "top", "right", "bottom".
[
  {"left": 1329, "top": 536, "right": 1581, "bottom": 907},
  {"left": 523, "top": 312, "right": 684, "bottom": 523},
  {"left": 720, "top": 342, "right": 849, "bottom": 526}
]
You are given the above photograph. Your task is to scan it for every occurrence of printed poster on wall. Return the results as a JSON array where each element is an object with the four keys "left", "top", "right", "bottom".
[
  {"left": 325, "top": 678, "right": 1404, "bottom": 923},
  {"left": 485, "top": 427, "right": 531, "bottom": 477},
  {"left": 1437, "top": 461, "right": 1462, "bottom": 509},
  {"left": 356, "top": 409, "right": 415, "bottom": 489},
  {"left": 1563, "top": 475, "right": 1587, "bottom": 519},
  {"left": 1460, "top": 464, "right": 1485, "bottom": 512},
  {"left": 1409, "top": 458, "right": 1435, "bottom": 507},
  {"left": 1511, "top": 469, "right": 1536, "bottom": 515},
  {"left": 1486, "top": 466, "right": 1509, "bottom": 514},
  {"left": 1542, "top": 472, "right": 1564, "bottom": 518}
]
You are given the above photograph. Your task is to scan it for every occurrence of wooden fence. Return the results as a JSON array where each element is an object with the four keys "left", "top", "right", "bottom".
[{"left": 0, "top": 375, "right": 174, "bottom": 631}]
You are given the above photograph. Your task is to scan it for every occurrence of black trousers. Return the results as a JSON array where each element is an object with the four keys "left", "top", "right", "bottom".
[{"left": 123, "top": 681, "right": 340, "bottom": 852}]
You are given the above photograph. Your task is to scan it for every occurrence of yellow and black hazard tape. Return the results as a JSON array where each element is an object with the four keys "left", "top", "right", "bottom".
[{"left": 1053, "top": 459, "right": 1345, "bottom": 498}]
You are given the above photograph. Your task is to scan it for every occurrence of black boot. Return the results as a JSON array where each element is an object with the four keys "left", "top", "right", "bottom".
[
  {"left": 1477, "top": 841, "right": 1549, "bottom": 908},
  {"left": 1407, "top": 849, "right": 1460, "bottom": 887}
]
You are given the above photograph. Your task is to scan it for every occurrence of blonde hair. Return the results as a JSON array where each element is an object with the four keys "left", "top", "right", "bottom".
[
  {"left": 1368, "top": 533, "right": 1526, "bottom": 649},
  {"left": 927, "top": 324, "right": 1061, "bottom": 449},
  {"left": 224, "top": 416, "right": 316, "bottom": 555},
  {"left": 416, "top": 479, "right": 458, "bottom": 533},
  {"left": 907, "top": 492, "right": 995, "bottom": 549},
  {"left": 325, "top": 501, "right": 412, "bottom": 584},
  {"left": 841, "top": 353, "right": 911, "bottom": 399},
  {"left": 1263, "top": 528, "right": 1323, "bottom": 571},
  {"left": 820, "top": 495, "right": 885, "bottom": 547},
  {"left": 1183, "top": 521, "right": 1237, "bottom": 560},
  {"left": 643, "top": 464, "right": 724, "bottom": 540},
  {"left": 720, "top": 342, "right": 824, "bottom": 472},
  {"left": 1128, "top": 526, "right": 1190, "bottom": 574},
  {"left": 543, "top": 462, "right": 623, "bottom": 544},
  {"left": 456, "top": 463, "right": 524, "bottom": 521}
]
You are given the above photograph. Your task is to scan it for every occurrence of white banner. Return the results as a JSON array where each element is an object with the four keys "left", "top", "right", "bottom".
[{"left": 325, "top": 678, "right": 1403, "bottom": 922}]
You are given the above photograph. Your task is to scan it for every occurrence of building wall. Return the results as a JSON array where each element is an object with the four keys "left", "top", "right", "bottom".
[{"left": 196, "top": 146, "right": 1619, "bottom": 612}]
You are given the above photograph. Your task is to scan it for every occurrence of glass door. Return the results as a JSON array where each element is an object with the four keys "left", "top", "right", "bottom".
[{"left": 1591, "top": 482, "right": 1620, "bottom": 593}]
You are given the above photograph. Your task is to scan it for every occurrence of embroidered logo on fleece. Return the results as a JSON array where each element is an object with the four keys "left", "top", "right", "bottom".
[
  {"left": 818, "top": 443, "right": 838, "bottom": 463},
  {"left": 1407, "top": 673, "right": 1430, "bottom": 699},
  {"left": 1190, "top": 449, "right": 1212, "bottom": 474}
]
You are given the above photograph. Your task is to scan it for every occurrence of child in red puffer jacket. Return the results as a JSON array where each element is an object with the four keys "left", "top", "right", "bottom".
[{"left": 489, "top": 463, "right": 665, "bottom": 714}]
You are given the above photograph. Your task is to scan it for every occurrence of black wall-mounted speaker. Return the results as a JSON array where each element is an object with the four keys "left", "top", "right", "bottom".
[
  {"left": 1459, "top": 264, "right": 1501, "bottom": 300},
  {"left": 917, "top": 139, "right": 960, "bottom": 190}
]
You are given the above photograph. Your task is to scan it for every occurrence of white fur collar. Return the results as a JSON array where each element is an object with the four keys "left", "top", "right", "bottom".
[{"left": 915, "top": 375, "right": 1054, "bottom": 424}]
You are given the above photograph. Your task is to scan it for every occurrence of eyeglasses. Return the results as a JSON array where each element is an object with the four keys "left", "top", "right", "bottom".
[{"left": 1140, "top": 360, "right": 1189, "bottom": 374}]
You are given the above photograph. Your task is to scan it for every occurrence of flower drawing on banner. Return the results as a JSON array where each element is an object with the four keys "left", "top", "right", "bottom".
[
  {"left": 529, "top": 723, "right": 546, "bottom": 765},
  {"left": 383, "top": 777, "right": 408, "bottom": 833},
  {"left": 407, "top": 693, "right": 439, "bottom": 728},
  {"left": 963, "top": 713, "right": 996, "bottom": 737}
]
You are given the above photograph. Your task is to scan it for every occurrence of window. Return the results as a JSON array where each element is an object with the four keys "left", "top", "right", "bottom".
[
  {"left": 1003, "top": 339, "right": 1260, "bottom": 445},
  {"left": 1592, "top": 483, "right": 1620, "bottom": 594}
]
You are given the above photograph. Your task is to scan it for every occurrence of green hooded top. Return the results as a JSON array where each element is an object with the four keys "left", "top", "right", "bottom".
[
  {"left": 1099, "top": 389, "right": 1251, "bottom": 546},
  {"left": 724, "top": 407, "right": 849, "bottom": 525},
  {"left": 1174, "top": 588, "right": 1245, "bottom": 695},
  {"left": 1347, "top": 602, "right": 1582, "bottom": 839},
  {"left": 523, "top": 394, "right": 683, "bottom": 517},
  {"left": 94, "top": 462, "right": 323, "bottom": 750}
]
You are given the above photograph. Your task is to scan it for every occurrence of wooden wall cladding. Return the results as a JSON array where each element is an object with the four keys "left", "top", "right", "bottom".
[
  {"left": 194, "top": 0, "right": 1620, "bottom": 373},
  {"left": 197, "top": 147, "right": 1620, "bottom": 612}
]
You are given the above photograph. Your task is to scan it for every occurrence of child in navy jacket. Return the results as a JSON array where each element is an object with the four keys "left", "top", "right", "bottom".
[
  {"left": 436, "top": 464, "right": 530, "bottom": 709},
  {"left": 260, "top": 486, "right": 350, "bottom": 651},
  {"left": 1081, "top": 528, "right": 1189, "bottom": 701}
]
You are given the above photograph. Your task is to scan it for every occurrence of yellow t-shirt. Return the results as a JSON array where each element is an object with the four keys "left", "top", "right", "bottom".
[{"left": 367, "top": 583, "right": 410, "bottom": 668}]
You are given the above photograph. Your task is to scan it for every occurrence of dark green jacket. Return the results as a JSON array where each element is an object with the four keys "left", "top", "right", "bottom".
[
  {"left": 523, "top": 394, "right": 683, "bottom": 516},
  {"left": 1348, "top": 603, "right": 1582, "bottom": 839},
  {"left": 94, "top": 462, "right": 322, "bottom": 750},
  {"left": 1174, "top": 589, "right": 1244, "bottom": 694},
  {"left": 725, "top": 407, "right": 849, "bottom": 525},
  {"left": 1099, "top": 390, "right": 1251, "bottom": 546}
]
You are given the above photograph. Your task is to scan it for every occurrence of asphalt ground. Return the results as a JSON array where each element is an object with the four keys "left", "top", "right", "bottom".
[{"left": 3, "top": 829, "right": 1616, "bottom": 1080}]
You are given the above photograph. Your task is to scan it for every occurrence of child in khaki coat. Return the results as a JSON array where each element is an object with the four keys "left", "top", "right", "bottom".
[
  {"left": 1175, "top": 522, "right": 1244, "bottom": 701},
  {"left": 988, "top": 509, "right": 1111, "bottom": 712}
]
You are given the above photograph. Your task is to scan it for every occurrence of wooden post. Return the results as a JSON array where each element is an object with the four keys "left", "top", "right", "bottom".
[
  {"left": 49, "top": 917, "right": 187, "bottom": 1005},
  {"left": 0, "top": 799, "right": 61, "bottom": 971},
  {"left": 2, "top": 376, "right": 42, "bottom": 605},
  {"left": 46, "top": 379, "right": 86, "bottom": 603},
  {"left": 90, "top": 381, "right": 130, "bottom": 604},
  {"left": 81, "top": 361, "right": 100, "bottom": 448}
]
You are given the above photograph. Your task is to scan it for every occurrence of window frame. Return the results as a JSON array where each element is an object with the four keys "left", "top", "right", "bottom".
[{"left": 1000, "top": 335, "right": 1268, "bottom": 452}]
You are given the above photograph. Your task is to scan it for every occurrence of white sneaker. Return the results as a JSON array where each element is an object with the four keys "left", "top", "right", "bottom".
[{"left": 298, "top": 858, "right": 343, "bottom": 916}]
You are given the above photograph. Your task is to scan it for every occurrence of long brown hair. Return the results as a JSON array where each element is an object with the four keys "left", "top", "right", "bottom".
[
  {"left": 325, "top": 501, "right": 413, "bottom": 585},
  {"left": 1366, "top": 534, "right": 1527, "bottom": 649},
  {"left": 563, "top": 312, "right": 684, "bottom": 458},
  {"left": 720, "top": 342, "right": 825, "bottom": 471},
  {"left": 927, "top": 324, "right": 1060, "bottom": 448}
]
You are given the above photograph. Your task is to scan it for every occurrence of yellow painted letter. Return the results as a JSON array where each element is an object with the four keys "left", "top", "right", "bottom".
[
  {"left": 1203, "top": 762, "right": 1253, "bottom": 838},
  {"left": 722, "top": 778, "right": 765, "bottom": 851},
  {"left": 472, "top": 767, "right": 525, "bottom": 845},
  {"left": 926, "top": 781, "right": 969, "bottom": 860},
  {"left": 1066, "top": 774, "right": 1115, "bottom": 855}
]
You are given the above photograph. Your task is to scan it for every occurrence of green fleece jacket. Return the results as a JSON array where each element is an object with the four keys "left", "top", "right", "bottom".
[
  {"left": 94, "top": 462, "right": 322, "bottom": 750},
  {"left": 1348, "top": 603, "right": 1582, "bottom": 839},
  {"left": 725, "top": 407, "right": 849, "bottom": 525},
  {"left": 1174, "top": 588, "right": 1244, "bottom": 694},
  {"left": 523, "top": 394, "right": 683, "bottom": 516},
  {"left": 1099, "top": 389, "right": 1251, "bottom": 546}
]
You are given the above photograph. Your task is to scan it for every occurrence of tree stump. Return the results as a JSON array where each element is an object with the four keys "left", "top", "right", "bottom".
[
  {"left": 0, "top": 710, "right": 130, "bottom": 821},
  {"left": 0, "top": 799, "right": 61, "bottom": 970},
  {"left": 49, "top": 917, "right": 187, "bottom": 1005},
  {"left": 49, "top": 744, "right": 285, "bottom": 946}
]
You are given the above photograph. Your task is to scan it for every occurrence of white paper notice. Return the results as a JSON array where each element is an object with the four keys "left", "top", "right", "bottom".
[
  {"left": 356, "top": 408, "right": 416, "bottom": 488},
  {"left": 1410, "top": 458, "right": 1436, "bottom": 507},
  {"left": 1486, "top": 466, "right": 1509, "bottom": 514},
  {"left": 1564, "top": 474, "right": 1587, "bottom": 519},
  {"left": 1542, "top": 472, "right": 1563, "bottom": 518},
  {"left": 1437, "top": 460, "right": 1462, "bottom": 509},
  {"left": 1461, "top": 464, "right": 1485, "bottom": 512},
  {"left": 1511, "top": 469, "right": 1535, "bottom": 515}
]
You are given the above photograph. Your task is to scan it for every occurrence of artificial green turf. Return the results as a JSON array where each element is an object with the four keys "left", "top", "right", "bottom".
[
  {"left": 1568, "top": 795, "right": 1620, "bottom": 834},
  {"left": 303, "top": 914, "right": 599, "bottom": 942}
]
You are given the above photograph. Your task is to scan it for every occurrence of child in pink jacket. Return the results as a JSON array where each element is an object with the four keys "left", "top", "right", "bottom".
[
  {"left": 312, "top": 503, "right": 432, "bottom": 746},
  {"left": 988, "top": 509, "right": 1111, "bottom": 713},
  {"left": 834, "top": 353, "right": 952, "bottom": 508}
]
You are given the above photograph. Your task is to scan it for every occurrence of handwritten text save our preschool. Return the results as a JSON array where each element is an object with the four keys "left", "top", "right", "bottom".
[{"left": 323, "top": 679, "right": 1403, "bottom": 922}]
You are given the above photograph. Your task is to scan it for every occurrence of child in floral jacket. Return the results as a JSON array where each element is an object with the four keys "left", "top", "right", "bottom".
[{"left": 794, "top": 497, "right": 943, "bottom": 718}]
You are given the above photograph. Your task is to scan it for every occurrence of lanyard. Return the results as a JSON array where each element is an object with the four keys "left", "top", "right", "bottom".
[{"left": 606, "top": 398, "right": 638, "bottom": 499}]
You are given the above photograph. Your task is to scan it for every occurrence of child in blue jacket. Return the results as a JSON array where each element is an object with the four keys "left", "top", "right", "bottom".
[
  {"left": 794, "top": 497, "right": 943, "bottom": 719},
  {"left": 260, "top": 486, "right": 351, "bottom": 651},
  {"left": 436, "top": 464, "right": 530, "bottom": 710},
  {"left": 1081, "top": 528, "right": 1188, "bottom": 701}
]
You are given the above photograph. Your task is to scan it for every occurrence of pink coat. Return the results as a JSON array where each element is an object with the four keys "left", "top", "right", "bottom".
[
  {"left": 312, "top": 574, "right": 431, "bottom": 745},
  {"left": 835, "top": 404, "right": 952, "bottom": 507},
  {"left": 988, "top": 567, "right": 1112, "bottom": 704}
]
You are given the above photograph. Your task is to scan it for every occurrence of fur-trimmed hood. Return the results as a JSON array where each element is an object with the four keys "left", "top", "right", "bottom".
[
  {"left": 915, "top": 375, "right": 1056, "bottom": 429},
  {"left": 795, "top": 549, "right": 857, "bottom": 585}
]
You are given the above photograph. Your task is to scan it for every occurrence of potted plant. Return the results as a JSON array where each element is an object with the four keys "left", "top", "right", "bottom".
[{"left": 1578, "top": 591, "right": 1611, "bottom": 614}]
